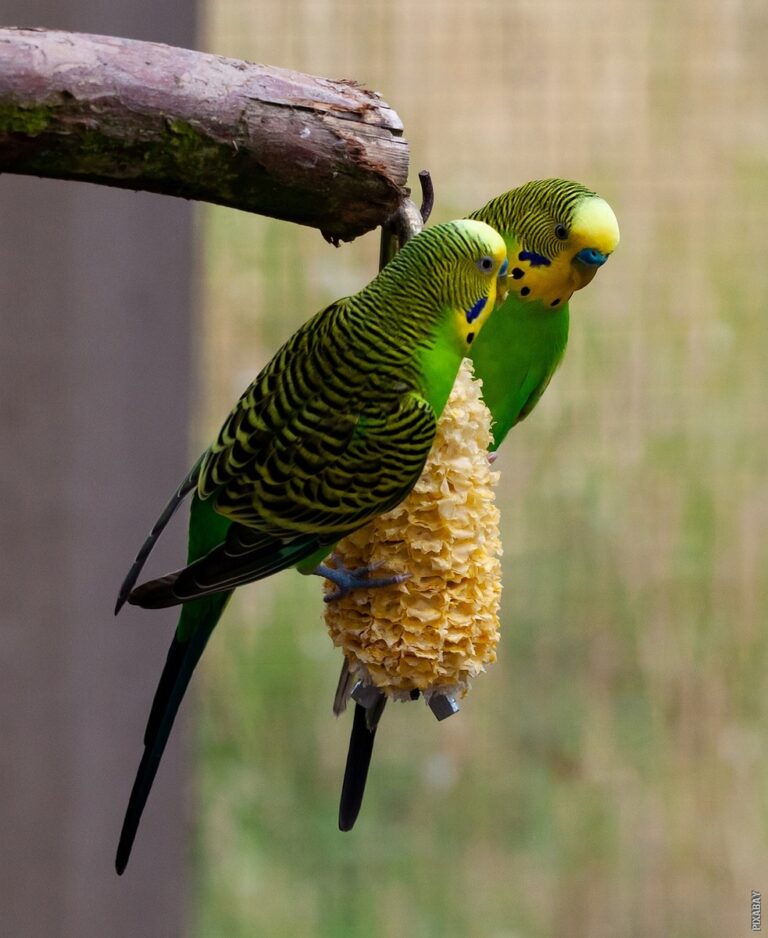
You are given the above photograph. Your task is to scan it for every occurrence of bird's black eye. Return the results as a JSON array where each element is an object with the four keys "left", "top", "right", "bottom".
[
  {"left": 554, "top": 223, "right": 569, "bottom": 240},
  {"left": 477, "top": 255, "right": 494, "bottom": 273}
]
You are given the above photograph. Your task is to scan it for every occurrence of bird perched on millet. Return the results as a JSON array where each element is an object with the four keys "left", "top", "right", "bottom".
[{"left": 113, "top": 218, "right": 507, "bottom": 873}]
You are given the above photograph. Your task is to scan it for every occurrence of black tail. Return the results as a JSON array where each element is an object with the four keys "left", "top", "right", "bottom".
[
  {"left": 338, "top": 696, "right": 386, "bottom": 832},
  {"left": 115, "top": 617, "right": 216, "bottom": 874}
]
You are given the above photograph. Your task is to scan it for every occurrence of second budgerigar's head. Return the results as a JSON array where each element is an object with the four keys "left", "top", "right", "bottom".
[{"left": 469, "top": 178, "right": 619, "bottom": 310}]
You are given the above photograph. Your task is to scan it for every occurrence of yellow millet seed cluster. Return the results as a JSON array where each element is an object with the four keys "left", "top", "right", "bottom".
[{"left": 324, "top": 358, "right": 502, "bottom": 702}]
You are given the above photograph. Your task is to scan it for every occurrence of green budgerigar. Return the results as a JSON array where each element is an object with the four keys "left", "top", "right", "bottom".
[
  {"left": 337, "top": 179, "right": 619, "bottom": 831},
  {"left": 113, "top": 218, "right": 507, "bottom": 874},
  {"left": 468, "top": 177, "right": 620, "bottom": 447}
]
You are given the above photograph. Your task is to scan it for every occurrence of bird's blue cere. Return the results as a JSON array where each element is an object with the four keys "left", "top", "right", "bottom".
[
  {"left": 498, "top": 258, "right": 509, "bottom": 277},
  {"left": 576, "top": 247, "right": 608, "bottom": 266}
]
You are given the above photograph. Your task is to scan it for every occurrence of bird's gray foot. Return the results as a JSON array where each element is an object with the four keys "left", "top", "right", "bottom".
[{"left": 316, "top": 556, "right": 411, "bottom": 602}]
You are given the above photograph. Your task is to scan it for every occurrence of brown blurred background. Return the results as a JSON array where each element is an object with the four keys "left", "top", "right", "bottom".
[{"left": 2, "top": 1, "right": 767, "bottom": 936}]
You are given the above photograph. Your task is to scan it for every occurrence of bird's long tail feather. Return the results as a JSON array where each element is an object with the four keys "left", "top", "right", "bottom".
[
  {"left": 116, "top": 495, "right": 233, "bottom": 875},
  {"left": 338, "top": 695, "right": 386, "bottom": 831},
  {"left": 115, "top": 591, "right": 230, "bottom": 874}
]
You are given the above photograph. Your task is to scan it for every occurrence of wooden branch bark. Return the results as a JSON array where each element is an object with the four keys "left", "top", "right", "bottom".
[{"left": 0, "top": 28, "right": 410, "bottom": 241}]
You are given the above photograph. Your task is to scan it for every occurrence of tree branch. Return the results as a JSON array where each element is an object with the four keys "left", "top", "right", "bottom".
[{"left": 0, "top": 28, "right": 410, "bottom": 241}]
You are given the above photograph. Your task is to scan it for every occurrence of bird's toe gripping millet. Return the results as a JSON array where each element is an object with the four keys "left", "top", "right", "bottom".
[{"left": 316, "top": 556, "right": 412, "bottom": 602}]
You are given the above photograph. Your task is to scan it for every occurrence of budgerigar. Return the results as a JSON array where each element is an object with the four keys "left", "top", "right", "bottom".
[
  {"left": 469, "top": 178, "right": 620, "bottom": 448},
  {"left": 113, "top": 218, "right": 507, "bottom": 874},
  {"left": 336, "top": 179, "right": 619, "bottom": 830}
]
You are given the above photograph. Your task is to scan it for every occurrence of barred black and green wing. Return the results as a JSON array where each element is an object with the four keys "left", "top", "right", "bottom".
[
  {"left": 199, "top": 298, "right": 439, "bottom": 532},
  {"left": 130, "top": 299, "right": 439, "bottom": 607}
]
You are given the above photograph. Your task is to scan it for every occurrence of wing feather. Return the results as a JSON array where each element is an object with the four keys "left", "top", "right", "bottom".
[{"left": 195, "top": 296, "right": 436, "bottom": 538}]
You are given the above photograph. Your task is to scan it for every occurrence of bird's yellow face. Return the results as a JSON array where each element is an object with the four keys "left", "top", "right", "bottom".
[
  {"left": 506, "top": 195, "right": 620, "bottom": 310},
  {"left": 449, "top": 224, "right": 508, "bottom": 349},
  {"left": 568, "top": 196, "right": 621, "bottom": 290}
]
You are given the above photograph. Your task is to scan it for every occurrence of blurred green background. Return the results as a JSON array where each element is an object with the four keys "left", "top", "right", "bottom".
[{"left": 192, "top": 1, "right": 768, "bottom": 935}]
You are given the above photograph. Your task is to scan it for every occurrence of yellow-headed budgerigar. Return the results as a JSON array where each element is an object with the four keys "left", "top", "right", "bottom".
[
  {"left": 469, "top": 177, "right": 620, "bottom": 447},
  {"left": 335, "top": 179, "right": 619, "bottom": 831},
  {"left": 112, "top": 218, "right": 507, "bottom": 873}
]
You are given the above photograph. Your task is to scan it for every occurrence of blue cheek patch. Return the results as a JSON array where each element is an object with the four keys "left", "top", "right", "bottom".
[
  {"left": 518, "top": 250, "right": 551, "bottom": 267},
  {"left": 466, "top": 295, "right": 487, "bottom": 323}
]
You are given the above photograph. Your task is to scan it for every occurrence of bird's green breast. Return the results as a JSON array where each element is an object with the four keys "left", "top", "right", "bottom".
[
  {"left": 470, "top": 293, "right": 569, "bottom": 449},
  {"left": 416, "top": 324, "right": 468, "bottom": 419}
]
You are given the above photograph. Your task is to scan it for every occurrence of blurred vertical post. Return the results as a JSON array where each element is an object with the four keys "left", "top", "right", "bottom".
[{"left": 0, "top": 2, "right": 196, "bottom": 936}]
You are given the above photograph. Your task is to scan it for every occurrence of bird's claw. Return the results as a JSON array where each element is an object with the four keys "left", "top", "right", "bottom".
[{"left": 316, "top": 557, "right": 411, "bottom": 602}]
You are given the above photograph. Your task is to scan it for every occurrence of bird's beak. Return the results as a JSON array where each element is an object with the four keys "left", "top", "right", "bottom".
[
  {"left": 573, "top": 247, "right": 610, "bottom": 290},
  {"left": 496, "top": 257, "right": 510, "bottom": 305}
]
